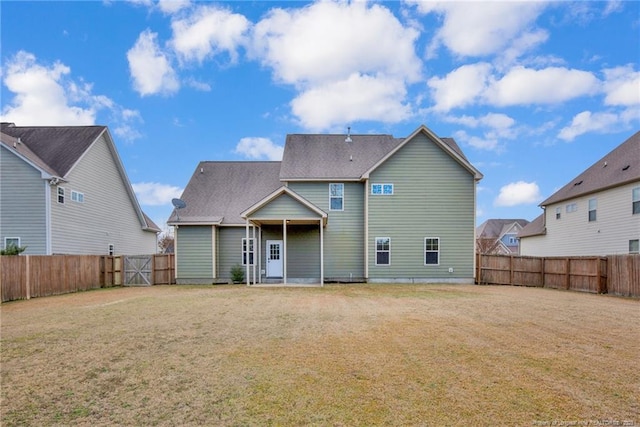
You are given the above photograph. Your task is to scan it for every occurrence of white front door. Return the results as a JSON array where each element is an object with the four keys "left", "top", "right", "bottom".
[{"left": 266, "top": 240, "right": 283, "bottom": 277}]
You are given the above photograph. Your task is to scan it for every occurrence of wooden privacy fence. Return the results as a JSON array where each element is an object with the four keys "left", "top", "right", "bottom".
[
  {"left": 1, "top": 254, "right": 175, "bottom": 303},
  {"left": 476, "top": 253, "right": 639, "bottom": 297}
]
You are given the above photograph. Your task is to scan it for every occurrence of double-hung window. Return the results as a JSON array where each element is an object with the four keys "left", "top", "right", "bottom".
[
  {"left": 555, "top": 207, "right": 561, "bottom": 220},
  {"left": 242, "top": 238, "right": 255, "bottom": 265},
  {"left": 588, "top": 198, "right": 597, "bottom": 222},
  {"left": 633, "top": 187, "right": 640, "bottom": 214},
  {"left": 425, "top": 237, "right": 440, "bottom": 265},
  {"left": 57, "top": 187, "right": 65, "bottom": 204},
  {"left": 375, "top": 237, "right": 390, "bottom": 266},
  {"left": 630, "top": 240, "right": 639, "bottom": 254},
  {"left": 329, "top": 183, "right": 344, "bottom": 211}
]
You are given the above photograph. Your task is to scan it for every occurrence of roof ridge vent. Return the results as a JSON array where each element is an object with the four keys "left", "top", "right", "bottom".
[{"left": 345, "top": 126, "right": 352, "bottom": 143}]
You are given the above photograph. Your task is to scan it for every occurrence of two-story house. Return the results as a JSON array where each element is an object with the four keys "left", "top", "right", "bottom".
[
  {"left": 0, "top": 123, "right": 160, "bottom": 255},
  {"left": 476, "top": 219, "right": 529, "bottom": 254},
  {"left": 168, "top": 125, "right": 483, "bottom": 285},
  {"left": 519, "top": 131, "right": 639, "bottom": 256}
]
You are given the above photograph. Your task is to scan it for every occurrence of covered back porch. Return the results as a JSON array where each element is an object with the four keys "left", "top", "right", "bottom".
[{"left": 241, "top": 187, "right": 327, "bottom": 286}]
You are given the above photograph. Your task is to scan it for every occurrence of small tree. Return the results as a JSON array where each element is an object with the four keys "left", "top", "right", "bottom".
[
  {"left": 0, "top": 244, "right": 27, "bottom": 256},
  {"left": 158, "top": 233, "right": 174, "bottom": 254},
  {"left": 230, "top": 264, "right": 245, "bottom": 283}
]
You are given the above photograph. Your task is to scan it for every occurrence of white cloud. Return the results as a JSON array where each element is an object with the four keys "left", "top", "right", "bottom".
[
  {"left": 409, "top": 1, "right": 547, "bottom": 58},
  {"left": 170, "top": 5, "right": 250, "bottom": 64},
  {"left": 252, "top": 2, "right": 421, "bottom": 86},
  {"left": 127, "top": 29, "right": 179, "bottom": 96},
  {"left": 428, "top": 63, "right": 492, "bottom": 111},
  {"left": 291, "top": 73, "right": 412, "bottom": 132},
  {"left": 132, "top": 182, "right": 184, "bottom": 206},
  {"left": 453, "top": 130, "right": 500, "bottom": 152},
  {"left": 602, "top": 65, "right": 640, "bottom": 106},
  {"left": 1, "top": 51, "right": 96, "bottom": 125},
  {"left": 494, "top": 181, "right": 542, "bottom": 207},
  {"left": 234, "top": 137, "right": 284, "bottom": 161},
  {"left": 486, "top": 66, "right": 600, "bottom": 106},
  {"left": 558, "top": 110, "right": 628, "bottom": 141},
  {"left": 157, "top": 0, "right": 190, "bottom": 15},
  {"left": 1, "top": 51, "right": 140, "bottom": 137}
]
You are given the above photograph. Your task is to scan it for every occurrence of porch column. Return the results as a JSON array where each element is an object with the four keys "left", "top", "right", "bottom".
[
  {"left": 283, "top": 219, "right": 287, "bottom": 284},
  {"left": 252, "top": 225, "right": 257, "bottom": 285},
  {"left": 320, "top": 219, "right": 324, "bottom": 286},
  {"left": 245, "top": 219, "right": 250, "bottom": 285},
  {"left": 212, "top": 226, "right": 216, "bottom": 279},
  {"left": 258, "top": 226, "right": 262, "bottom": 284}
]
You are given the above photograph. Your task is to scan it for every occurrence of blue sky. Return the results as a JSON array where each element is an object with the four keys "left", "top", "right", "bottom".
[{"left": 1, "top": 0, "right": 639, "bottom": 232}]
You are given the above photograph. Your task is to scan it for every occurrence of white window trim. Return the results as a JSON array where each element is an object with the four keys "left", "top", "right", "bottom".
[
  {"left": 242, "top": 238, "right": 255, "bottom": 266},
  {"left": 633, "top": 187, "right": 640, "bottom": 215},
  {"left": 71, "top": 190, "right": 85, "bottom": 203},
  {"left": 588, "top": 198, "right": 597, "bottom": 222},
  {"left": 566, "top": 203, "right": 577, "bottom": 213},
  {"left": 108, "top": 244, "right": 115, "bottom": 256},
  {"left": 329, "top": 183, "right": 344, "bottom": 211},
  {"left": 371, "top": 183, "right": 394, "bottom": 195},
  {"left": 57, "top": 186, "right": 65, "bottom": 204},
  {"left": 630, "top": 239, "right": 639, "bottom": 254},
  {"left": 555, "top": 207, "right": 561, "bottom": 220},
  {"left": 375, "top": 237, "right": 391, "bottom": 266},
  {"left": 424, "top": 237, "right": 440, "bottom": 266},
  {"left": 5, "top": 237, "right": 21, "bottom": 249}
]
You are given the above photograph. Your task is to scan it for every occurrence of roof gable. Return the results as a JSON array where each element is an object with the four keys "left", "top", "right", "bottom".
[
  {"left": 541, "top": 130, "right": 640, "bottom": 206},
  {"left": 0, "top": 124, "right": 106, "bottom": 177},
  {"left": 241, "top": 186, "right": 327, "bottom": 223},
  {"left": 363, "top": 125, "right": 483, "bottom": 180},
  {"left": 477, "top": 219, "right": 530, "bottom": 239}
]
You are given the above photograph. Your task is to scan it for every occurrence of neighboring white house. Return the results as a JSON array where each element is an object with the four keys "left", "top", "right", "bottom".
[
  {"left": 519, "top": 131, "right": 640, "bottom": 256},
  {"left": 0, "top": 123, "right": 160, "bottom": 255}
]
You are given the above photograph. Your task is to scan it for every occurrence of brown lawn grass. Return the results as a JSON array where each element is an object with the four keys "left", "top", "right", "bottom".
[{"left": 1, "top": 284, "right": 638, "bottom": 426}]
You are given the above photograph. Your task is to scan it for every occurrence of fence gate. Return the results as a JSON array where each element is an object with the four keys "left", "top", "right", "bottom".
[{"left": 124, "top": 256, "right": 152, "bottom": 286}]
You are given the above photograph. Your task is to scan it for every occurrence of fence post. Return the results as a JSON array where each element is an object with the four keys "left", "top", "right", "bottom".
[
  {"left": 565, "top": 258, "right": 571, "bottom": 290},
  {"left": 25, "top": 255, "right": 31, "bottom": 300}
]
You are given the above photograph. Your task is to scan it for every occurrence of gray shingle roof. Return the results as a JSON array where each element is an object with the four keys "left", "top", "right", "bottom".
[
  {"left": 540, "top": 130, "right": 640, "bottom": 206},
  {"left": 476, "top": 219, "right": 529, "bottom": 239},
  {"left": 517, "top": 213, "right": 545, "bottom": 238},
  {"left": 279, "top": 134, "right": 405, "bottom": 180},
  {"left": 0, "top": 131, "right": 60, "bottom": 177},
  {"left": 0, "top": 124, "right": 106, "bottom": 177},
  {"left": 168, "top": 161, "right": 283, "bottom": 225}
]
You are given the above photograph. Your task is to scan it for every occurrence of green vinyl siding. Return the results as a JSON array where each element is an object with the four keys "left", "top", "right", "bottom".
[
  {"left": 288, "top": 182, "right": 364, "bottom": 280},
  {"left": 251, "top": 193, "right": 320, "bottom": 219},
  {"left": 368, "top": 133, "right": 476, "bottom": 280},
  {"left": 176, "top": 225, "right": 213, "bottom": 281},
  {"left": 286, "top": 225, "right": 320, "bottom": 279},
  {"left": 0, "top": 146, "right": 47, "bottom": 254},
  {"left": 218, "top": 227, "right": 257, "bottom": 281}
]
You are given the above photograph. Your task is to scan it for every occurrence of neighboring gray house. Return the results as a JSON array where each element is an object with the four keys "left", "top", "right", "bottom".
[
  {"left": 476, "top": 219, "right": 529, "bottom": 254},
  {"left": 519, "top": 131, "right": 640, "bottom": 256},
  {"left": 168, "top": 125, "right": 483, "bottom": 285},
  {"left": 0, "top": 123, "right": 160, "bottom": 255}
]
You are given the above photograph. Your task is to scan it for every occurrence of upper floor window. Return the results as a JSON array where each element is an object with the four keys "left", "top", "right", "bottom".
[
  {"left": 425, "top": 237, "right": 440, "bottom": 265},
  {"left": 329, "top": 183, "right": 344, "bottom": 211},
  {"left": 633, "top": 187, "right": 640, "bottom": 214},
  {"left": 71, "top": 191, "right": 84, "bottom": 203},
  {"left": 555, "top": 207, "right": 561, "bottom": 220},
  {"left": 630, "top": 239, "right": 639, "bottom": 254},
  {"left": 371, "top": 183, "right": 394, "bottom": 195},
  {"left": 57, "top": 187, "right": 65, "bottom": 204},
  {"left": 588, "top": 198, "right": 597, "bottom": 222},
  {"left": 566, "top": 203, "right": 577, "bottom": 213},
  {"left": 242, "top": 238, "right": 255, "bottom": 266},
  {"left": 375, "top": 237, "right": 390, "bottom": 266}
]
